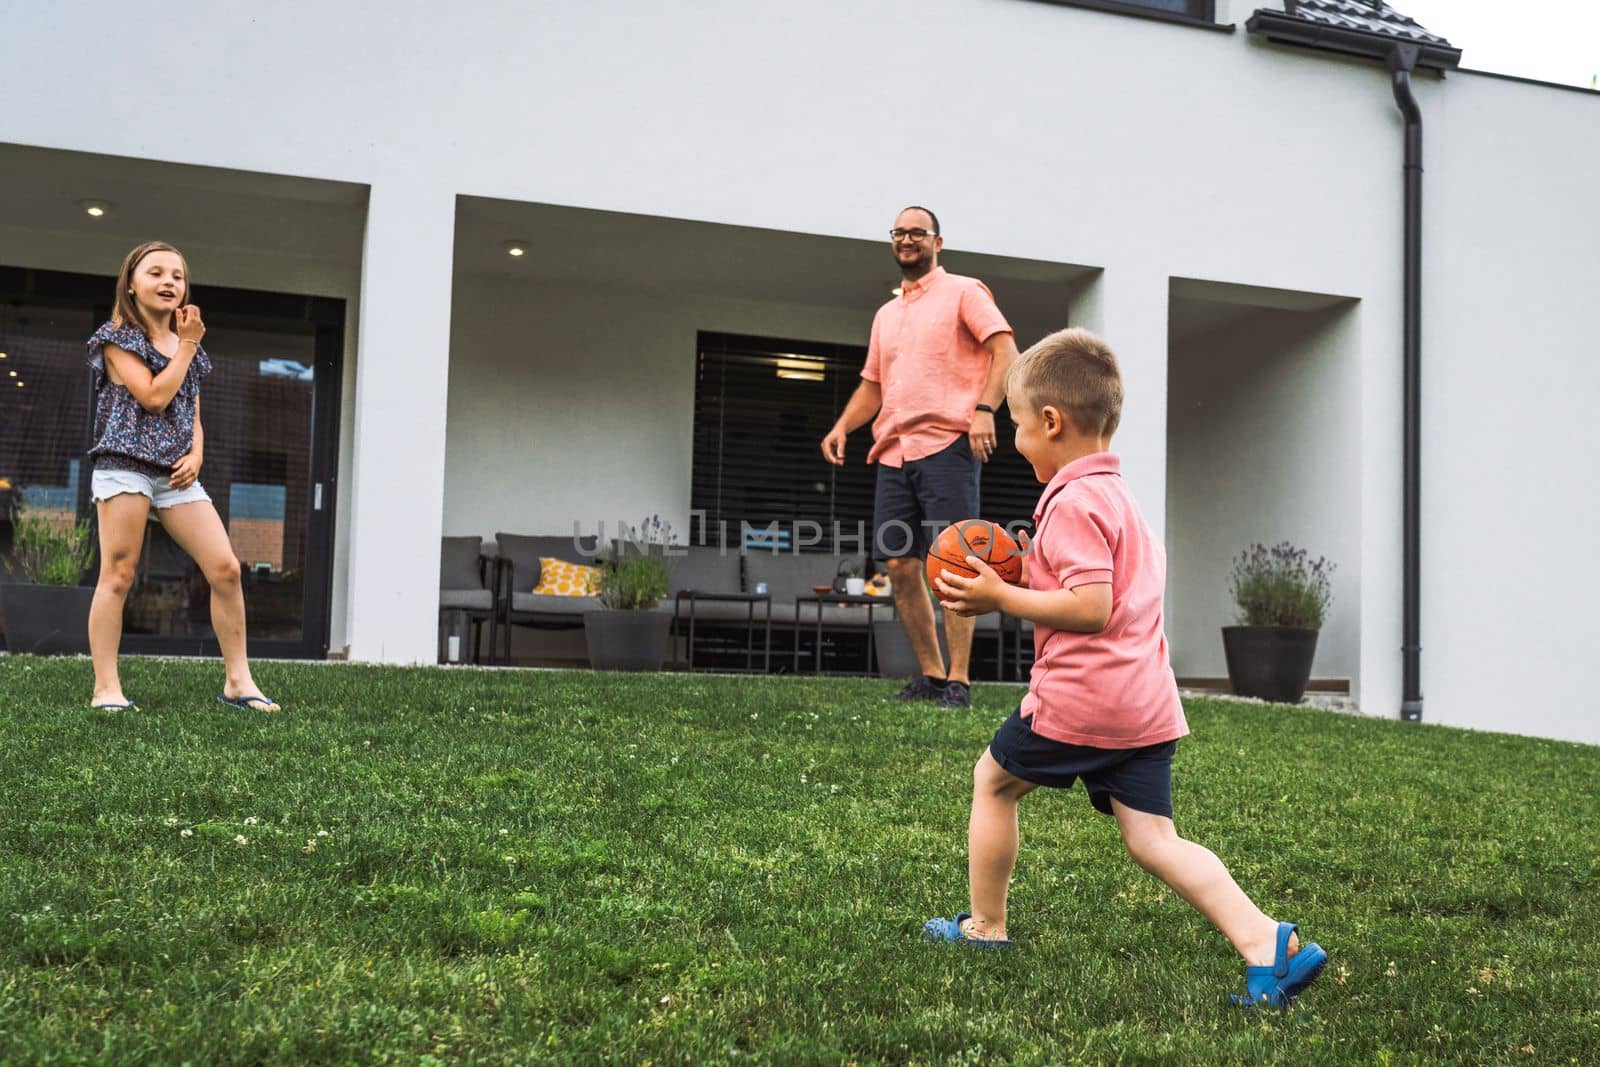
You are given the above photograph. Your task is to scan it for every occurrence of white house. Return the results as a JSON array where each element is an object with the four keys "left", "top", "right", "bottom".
[{"left": 1, "top": 0, "right": 1595, "bottom": 743}]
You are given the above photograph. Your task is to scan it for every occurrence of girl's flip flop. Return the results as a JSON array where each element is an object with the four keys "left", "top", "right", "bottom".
[
  {"left": 217, "top": 693, "right": 282, "bottom": 713},
  {"left": 91, "top": 701, "right": 139, "bottom": 711}
]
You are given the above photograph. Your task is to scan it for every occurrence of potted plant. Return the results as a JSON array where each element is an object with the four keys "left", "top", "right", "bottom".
[
  {"left": 1221, "top": 542, "right": 1334, "bottom": 704},
  {"left": 1, "top": 507, "right": 97, "bottom": 655},
  {"left": 583, "top": 517, "right": 673, "bottom": 671}
]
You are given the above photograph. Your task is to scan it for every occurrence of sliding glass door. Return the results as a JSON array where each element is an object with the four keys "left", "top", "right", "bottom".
[{"left": 0, "top": 266, "right": 343, "bottom": 659}]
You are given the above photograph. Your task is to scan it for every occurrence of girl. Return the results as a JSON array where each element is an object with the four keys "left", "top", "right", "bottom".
[{"left": 86, "top": 241, "right": 280, "bottom": 713}]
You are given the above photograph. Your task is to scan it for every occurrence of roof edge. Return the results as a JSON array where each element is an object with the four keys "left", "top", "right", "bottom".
[{"left": 1245, "top": 8, "right": 1462, "bottom": 71}]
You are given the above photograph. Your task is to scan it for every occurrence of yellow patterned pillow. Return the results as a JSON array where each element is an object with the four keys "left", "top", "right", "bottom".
[{"left": 532, "top": 557, "right": 600, "bottom": 596}]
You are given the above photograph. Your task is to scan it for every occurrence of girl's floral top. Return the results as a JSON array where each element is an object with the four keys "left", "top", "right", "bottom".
[{"left": 86, "top": 321, "right": 212, "bottom": 477}]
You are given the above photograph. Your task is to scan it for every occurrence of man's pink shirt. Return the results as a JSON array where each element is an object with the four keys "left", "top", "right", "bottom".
[
  {"left": 1020, "top": 453, "right": 1189, "bottom": 749},
  {"left": 860, "top": 266, "right": 1011, "bottom": 466}
]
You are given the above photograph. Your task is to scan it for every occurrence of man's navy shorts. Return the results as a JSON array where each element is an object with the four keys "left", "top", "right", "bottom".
[
  {"left": 872, "top": 435, "right": 980, "bottom": 564},
  {"left": 988, "top": 706, "right": 1176, "bottom": 818}
]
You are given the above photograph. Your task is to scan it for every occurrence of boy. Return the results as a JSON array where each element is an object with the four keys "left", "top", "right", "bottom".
[{"left": 924, "top": 328, "right": 1325, "bottom": 1008}]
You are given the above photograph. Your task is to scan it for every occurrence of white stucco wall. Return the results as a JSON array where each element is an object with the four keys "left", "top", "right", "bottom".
[
  {"left": 1422, "top": 74, "right": 1600, "bottom": 743},
  {"left": 442, "top": 277, "right": 866, "bottom": 542},
  {"left": 3, "top": 2, "right": 1597, "bottom": 741},
  {"left": 1166, "top": 303, "right": 1362, "bottom": 685}
]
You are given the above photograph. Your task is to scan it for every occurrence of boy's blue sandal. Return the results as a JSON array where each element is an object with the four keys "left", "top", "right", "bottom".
[
  {"left": 1231, "top": 922, "right": 1326, "bottom": 1008},
  {"left": 922, "top": 913, "right": 1013, "bottom": 949},
  {"left": 217, "top": 693, "right": 282, "bottom": 713}
]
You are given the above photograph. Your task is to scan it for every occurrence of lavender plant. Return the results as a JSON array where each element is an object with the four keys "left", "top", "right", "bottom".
[
  {"left": 597, "top": 515, "right": 674, "bottom": 609},
  {"left": 1229, "top": 542, "right": 1335, "bottom": 629}
]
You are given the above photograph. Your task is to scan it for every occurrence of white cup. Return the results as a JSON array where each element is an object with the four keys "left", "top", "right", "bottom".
[{"left": 845, "top": 577, "right": 866, "bottom": 596}]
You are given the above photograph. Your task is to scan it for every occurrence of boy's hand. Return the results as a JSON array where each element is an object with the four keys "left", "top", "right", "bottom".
[{"left": 934, "top": 556, "right": 1007, "bottom": 617}]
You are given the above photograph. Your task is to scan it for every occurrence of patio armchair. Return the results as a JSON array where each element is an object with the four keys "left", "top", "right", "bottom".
[
  {"left": 439, "top": 535, "right": 496, "bottom": 663},
  {"left": 493, "top": 532, "right": 603, "bottom": 664}
]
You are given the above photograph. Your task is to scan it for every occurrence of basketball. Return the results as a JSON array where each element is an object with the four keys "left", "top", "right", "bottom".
[{"left": 926, "top": 519, "right": 1024, "bottom": 592}]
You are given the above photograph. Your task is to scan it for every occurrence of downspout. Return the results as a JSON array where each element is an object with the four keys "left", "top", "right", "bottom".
[{"left": 1388, "top": 44, "right": 1424, "bottom": 722}]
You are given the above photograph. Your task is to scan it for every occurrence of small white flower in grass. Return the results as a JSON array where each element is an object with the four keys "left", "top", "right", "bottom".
[
  {"left": 180, "top": 828, "right": 193, "bottom": 838},
  {"left": 499, "top": 828, "right": 509, "bottom": 836},
  {"left": 363, "top": 740, "right": 372, "bottom": 748},
  {"left": 659, "top": 995, "right": 670, "bottom": 1005},
  {"left": 750, "top": 713, "right": 758, "bottom": 720},
  {"left": 303, "top": 840, "right": 317, "bottom": 854},
  {"left": 317, "top": 829, "right": 330, "bottom": 838},
  {"left": 234, "top": 834, "right": 249, "bottom": 845},
  {"left": 244, "top": 817, "right": 258, "bottom": 826},
  {"left": 502, "top": 855, "right": 516, "bottom": 864},
  {"left": 1385, "top": 961, "right": 1398, "bottom": 978},
  {"left": 799, "top": 774, "right": 807, "bottom": 784},
  {"left": 164, "top": 816, "right": 179, "bottom": 827}
]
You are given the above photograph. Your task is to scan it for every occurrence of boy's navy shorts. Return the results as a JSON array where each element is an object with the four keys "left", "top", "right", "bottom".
[
  {"left": 872, "top": 435, "right": 980, "bottom": 564},
  {"left": 988, "top": 706, "right": 1176, "bottom": 818}
]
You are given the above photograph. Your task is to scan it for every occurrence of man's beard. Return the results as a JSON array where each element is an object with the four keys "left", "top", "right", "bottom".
[{"left": 894, "top": 248, "right": 932, "bottom": 275}]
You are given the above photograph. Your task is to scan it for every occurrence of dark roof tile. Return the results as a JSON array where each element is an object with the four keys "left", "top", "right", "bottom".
[{"left": 1284, "top": 0, "right": 1452, "bottom": 48}]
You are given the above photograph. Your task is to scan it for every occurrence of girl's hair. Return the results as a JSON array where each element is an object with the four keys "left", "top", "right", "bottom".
[{"left": 111, "top": 241, "right": 190, "bottom": 335}]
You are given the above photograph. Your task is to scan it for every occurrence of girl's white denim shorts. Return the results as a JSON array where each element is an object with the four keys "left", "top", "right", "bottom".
[{"left": 91, "top": 469, "right": 211, "bottom": 513}]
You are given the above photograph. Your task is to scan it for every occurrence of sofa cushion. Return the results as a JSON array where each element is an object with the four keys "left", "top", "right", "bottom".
[
  {"left": 744, "top": 551, "right": 868, "bottom": 601},
  {"left": 440, "top": 536, "right": 484, "bottom": 590},
  {"left": 532, "top": 557, "right": 601, "bottom": 596},
  {"left": 440, "top": 588, "right": 493, "bottom": 611},
  {"left": 496, "top": 533, "right": 600, "bottom": 592},
  {"left": 665, "top": 546, "right": 742, "bottom": 596},
  {"left": 510, "top": 591, "right": 602, "bottom": 615}
]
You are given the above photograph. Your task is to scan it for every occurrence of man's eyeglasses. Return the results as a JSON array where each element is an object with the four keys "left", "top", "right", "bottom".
[{"left": 890, "top": 228, "right": 937, "bottom": 241}]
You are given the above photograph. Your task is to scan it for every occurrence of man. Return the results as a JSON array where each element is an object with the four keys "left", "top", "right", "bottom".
[{"left": 821, "top": 206, "right": 1019, "bottom": 709}]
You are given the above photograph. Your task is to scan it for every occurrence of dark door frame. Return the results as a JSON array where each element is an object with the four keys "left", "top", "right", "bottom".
[{"left": 0, "top": 264, "right": 345, "bottom": 660}]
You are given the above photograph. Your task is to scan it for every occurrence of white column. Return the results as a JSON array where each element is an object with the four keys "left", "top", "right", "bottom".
[
  {"left": 343, "top": 178, "right": 456, "bottom": 664},
  {"left": 1073, "top": 266, "right": 1170, "bottom": 541}
]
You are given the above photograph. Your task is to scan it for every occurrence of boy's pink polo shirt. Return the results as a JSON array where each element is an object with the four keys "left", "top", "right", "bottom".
[
  {"left": 860, "top": 266, "right": 1011, "bottom": 466},
  {"left": 1020, "top": 453, "right": 1189, "bottom": 749}
]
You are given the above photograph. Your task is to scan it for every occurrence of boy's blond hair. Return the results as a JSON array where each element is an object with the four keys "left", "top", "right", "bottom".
[{"left": 1006, "top": 327, "right": 1123, "bottom": 437}]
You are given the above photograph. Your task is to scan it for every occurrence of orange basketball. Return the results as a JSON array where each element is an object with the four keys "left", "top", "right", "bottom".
[{"left": 926, "top": 519, "right": 1024, "bottom": 593}]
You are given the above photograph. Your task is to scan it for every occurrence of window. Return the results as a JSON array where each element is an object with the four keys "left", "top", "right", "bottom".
[{"left": 691, "top": 331, "right": 1040, "bottom": 555}]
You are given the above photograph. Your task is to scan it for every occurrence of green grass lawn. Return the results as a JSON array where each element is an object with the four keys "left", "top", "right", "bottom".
[{"left": 1, "top": 656, "right": 1597, "bottom": 1065}]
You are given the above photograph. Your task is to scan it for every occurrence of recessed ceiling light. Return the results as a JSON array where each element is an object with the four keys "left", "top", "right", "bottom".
[
  {"left": 503, "top": 240, "right": 528, "bottom": 257},
  {"left": 14, "top": 381, "right": 23, "bottom": 388},
  {"left": 776, "top": 369, "right": 826, "bottom": 382},
  {"left": 80, "top": 199, "right": 112, "bottom": 218},
  {"left": 0, "top": 351, "right": 7, "bottom": 358},
  {"left": 6, "top": 370, "right": 15, "bottom": 377}
]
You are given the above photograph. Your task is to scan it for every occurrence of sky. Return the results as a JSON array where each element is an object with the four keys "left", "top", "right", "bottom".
[{"left": 1394, "top": 0, "right": 1599, "bottom": 89}]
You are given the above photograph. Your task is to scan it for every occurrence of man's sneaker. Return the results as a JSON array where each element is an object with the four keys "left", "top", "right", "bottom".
[
  {"left": 938, "top": 681, "right": 972, "bottom": 709},
  {"left": 893, "top": 675, "right": 948, "bottom": 702}
]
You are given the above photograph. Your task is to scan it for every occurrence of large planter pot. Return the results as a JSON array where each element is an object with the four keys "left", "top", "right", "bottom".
[
  {"left": 0, "top": 583, "right": 94, "bottom": 655},
  {"left": 584, "top": 609, "right": 671, "bottom": 672},
  {"left": 1221, "top": 625, "right": 1320, "bottom": 704},
  {"left": 872, "top": 616, "right": 948, "bottom": 679}
]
